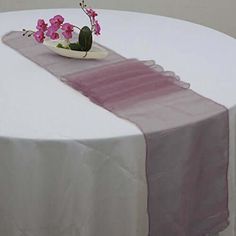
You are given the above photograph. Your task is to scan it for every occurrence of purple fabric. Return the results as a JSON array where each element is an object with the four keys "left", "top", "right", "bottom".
[
  {"left": 65, "top": 60, "right": 229, "bottom": 236},
  {"left": 2, "top": 31, "right": 229, "bottom": 236}
]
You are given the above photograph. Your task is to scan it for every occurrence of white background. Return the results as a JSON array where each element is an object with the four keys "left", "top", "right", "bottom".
[{"left": 0, "top": 0, "right": 236, "bottom": 38}]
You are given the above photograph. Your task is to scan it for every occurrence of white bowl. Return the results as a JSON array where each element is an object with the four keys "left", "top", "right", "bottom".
[{"left": 43, "top": 39, "right": 109, "bottom": 59}]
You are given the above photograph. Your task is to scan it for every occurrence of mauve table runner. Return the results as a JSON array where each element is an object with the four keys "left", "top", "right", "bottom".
[{"left": 2, "top": 31, "right": 229, "bottom": 236}]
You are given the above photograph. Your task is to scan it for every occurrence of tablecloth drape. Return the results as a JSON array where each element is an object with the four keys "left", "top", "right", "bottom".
[{"left": 1, "top": 31, "right": 230, "bottom": 236}]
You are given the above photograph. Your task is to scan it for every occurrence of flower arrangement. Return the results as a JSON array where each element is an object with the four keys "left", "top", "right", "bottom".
[{"left": 22, "top": 0, "right": 101, "bottom": 53}]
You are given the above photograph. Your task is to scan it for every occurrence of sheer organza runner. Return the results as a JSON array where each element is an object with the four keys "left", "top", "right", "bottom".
[{"left": 2, "top": 31, "right": 229, "bottom": 236}]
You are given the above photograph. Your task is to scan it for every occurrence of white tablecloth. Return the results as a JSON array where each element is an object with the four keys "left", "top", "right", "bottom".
[{"left": 0, "top": 9, "right": 236, "bottom": 236}]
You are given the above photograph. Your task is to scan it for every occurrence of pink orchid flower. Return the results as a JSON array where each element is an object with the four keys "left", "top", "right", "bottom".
[
  {"left": 61, "top": 23, "right": 74, "bottom": 39},
  {"left": 36, "top": 19, "right": 48, "bottom": 32},
  {"left": 33, "top": 31, "right": 45, "bottom": 43},
  {"left": 51, "top": 23, "right": 61, "bottom": 31},
  {"left": 31, "top": 4, "right": 102, "bottom": 45},
  {"left": 94, "top": 20, "right": 101, "bottom": 35},
  {"left": 49, "top": 15, "right": 64, "bottom": 25},
  {"left": 46, "top": 26, "right": 59, "bottom": 40},
  {"left": 86, "top": 8, "right": 97, "bottom": 20},
  {"left": 49, "top": 15, "right": 64, "bottom": 30}
]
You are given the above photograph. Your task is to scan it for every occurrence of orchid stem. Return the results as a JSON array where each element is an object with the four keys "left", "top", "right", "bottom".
[
  {"left": 81, "top": 6, "right": 93, "bottom": 31},
  {"left": 73, "top": 25, "right": 81, "bottom": 31}
]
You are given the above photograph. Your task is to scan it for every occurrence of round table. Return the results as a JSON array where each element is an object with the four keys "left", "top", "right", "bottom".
[
  {"left": 0, "top": 9, "right": 236, "bottom": 236},
  {"left": 1, "top": 9, "right": 236, "bottom": 140}
]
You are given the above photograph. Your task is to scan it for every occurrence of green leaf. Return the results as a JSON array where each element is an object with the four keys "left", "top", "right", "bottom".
[
  {"left": 57, "top": 43, "right": 70, "bottom": 49},
  {"left": 79, "top": 26, "right": 93, "bottom": 52},
  {"left": 68, "top": 43, "right": 82, "bottom": 51},
  {"left": 56, "top": 43, "right": 64, "bottom": 48}
]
